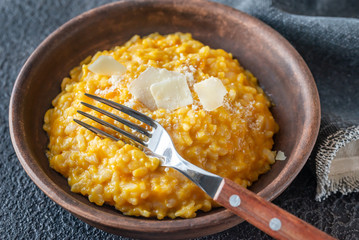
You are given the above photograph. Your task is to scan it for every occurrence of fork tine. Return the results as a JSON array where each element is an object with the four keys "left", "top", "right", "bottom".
[
  {"left": 81, "top": 102, "right": 151, "bottom": 137},
  {"left": 73, "top": 119, "right": 120, "bottom": 142},
  {"left": 77, "top": 110, "right": 147, "bottom": 147},
  {"left": 85, "top": 93, "right": 157, "bottom": 128}
]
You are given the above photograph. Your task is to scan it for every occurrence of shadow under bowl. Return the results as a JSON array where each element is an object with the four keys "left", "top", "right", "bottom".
[{"left": 9, "top": 0, "right": 320, "bottom": 239}]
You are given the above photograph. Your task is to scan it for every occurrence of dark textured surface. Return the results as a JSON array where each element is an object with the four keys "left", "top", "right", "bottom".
[{"left": 1, "top": 0, "right": 359, "bottom": 239}]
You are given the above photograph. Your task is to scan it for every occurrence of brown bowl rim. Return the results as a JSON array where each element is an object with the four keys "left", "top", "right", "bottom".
[{"left": 9, "top": 0, "right": 320, "bottom": 238}]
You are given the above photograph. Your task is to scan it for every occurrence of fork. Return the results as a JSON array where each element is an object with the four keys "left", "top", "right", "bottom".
[{"left": 74, "top": 93, "right": 335, "bottom": 240}]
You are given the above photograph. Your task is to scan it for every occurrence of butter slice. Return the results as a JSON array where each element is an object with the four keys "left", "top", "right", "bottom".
[
  {"left": 129, "top": 67, "right": 185, "bottom": 110},
  {"left": 150, "top": 77, "right": 193, "bottom": 111},
  {"left": 88, "top": 55, "right": 126, "bottom": 75},
  {"left": 194, "top": 77, "right": 227, "bottom": 111}
]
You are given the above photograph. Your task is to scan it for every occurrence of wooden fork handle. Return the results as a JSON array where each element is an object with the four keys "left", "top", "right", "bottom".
[{"left": 213, "top": 178, "right": 336, "bottom": 240}]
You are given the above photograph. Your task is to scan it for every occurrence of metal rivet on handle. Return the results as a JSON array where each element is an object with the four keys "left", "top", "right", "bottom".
[
  {"left": 269, "top": 218, "right": 281, "bottom": 231},
  {"left": 229, "top": 195, "right": 241, "bottom": 207}
]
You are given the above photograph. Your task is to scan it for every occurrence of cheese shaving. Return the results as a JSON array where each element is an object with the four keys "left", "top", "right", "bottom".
[
  {"left": 88, "top": 55, "right": 126, "bottom": 76},
  {"left": 150, "top": 77, "right": 193, "bottom": 111},
  {"left": 194, "top": 77, "right": 227, "bottom": 111},
  {"left": 275, "top": 151, "right": 287, "bottom": 161},
  {"left": 129, "top": 67, "right": 190, "bottom": 110}
]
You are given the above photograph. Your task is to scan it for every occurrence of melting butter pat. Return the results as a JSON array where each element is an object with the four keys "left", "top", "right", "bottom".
[
  {"left": 194, "top": 77, "right": 227, "bottom": 111},
  {"left": 88, "top": 55, "right": 126, "bottom": 76},
  {"left": 150, "top": 77, "right": 193, "bottom": 111},
  {"left": 129, "top": 67, "right": 189, "bottom": 110}
]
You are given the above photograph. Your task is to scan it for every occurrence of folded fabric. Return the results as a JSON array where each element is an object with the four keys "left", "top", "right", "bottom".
[{"left": 314, "top": 116, "right": 359, "bottom": 200}]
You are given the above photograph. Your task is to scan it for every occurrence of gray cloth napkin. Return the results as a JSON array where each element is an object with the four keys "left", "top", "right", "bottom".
[
  {"left": 313, "top": 116, "right": 359, "bottom": 201},
  {"left": 215, "top": 0, "right": 359, "bottom": 201}
]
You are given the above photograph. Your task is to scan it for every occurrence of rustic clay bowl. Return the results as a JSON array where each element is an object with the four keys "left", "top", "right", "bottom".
[{"left": 9, "top": 0, "right": 320, "bottom": 239}]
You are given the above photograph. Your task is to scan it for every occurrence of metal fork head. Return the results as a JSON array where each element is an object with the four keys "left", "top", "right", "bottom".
[{"left": 74, "top": 93, "right": 165, "bottom": 155}]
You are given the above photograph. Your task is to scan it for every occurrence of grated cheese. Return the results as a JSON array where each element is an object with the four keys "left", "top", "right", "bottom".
[{"left": 94, "top": 75, "right": 123, "bottom": 95}]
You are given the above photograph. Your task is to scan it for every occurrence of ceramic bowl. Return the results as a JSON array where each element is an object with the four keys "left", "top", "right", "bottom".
[{"left": 9, "top": 0, "right": 320, "bottom": 239}]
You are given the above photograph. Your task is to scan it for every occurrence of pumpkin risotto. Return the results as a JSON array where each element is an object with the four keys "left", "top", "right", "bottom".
[{"left": 43, "top": 33, "right": 279, "bottom": 219}]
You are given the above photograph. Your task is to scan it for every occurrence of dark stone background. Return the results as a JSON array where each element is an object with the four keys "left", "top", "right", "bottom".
[{"left": 1, "top": 0, "right": 358, "bottom": 239}]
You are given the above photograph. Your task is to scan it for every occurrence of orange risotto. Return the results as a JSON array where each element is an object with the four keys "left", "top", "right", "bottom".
[{"left": 43, "top": 33, "right": 278, "bottom": 219}]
